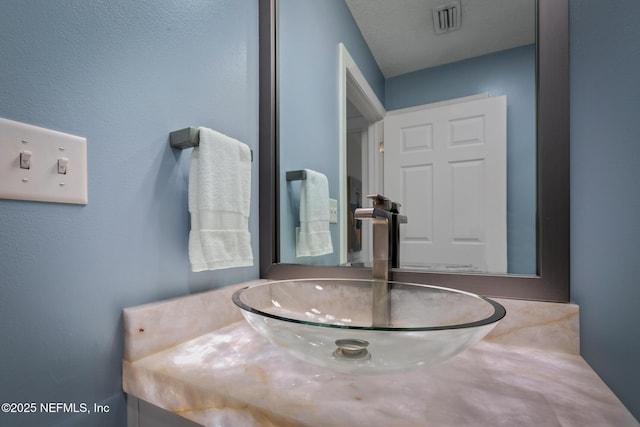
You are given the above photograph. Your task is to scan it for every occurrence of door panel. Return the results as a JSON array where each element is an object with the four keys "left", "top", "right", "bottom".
[{"left": 384, "top": 96, "right": 507, "bottom": 272}]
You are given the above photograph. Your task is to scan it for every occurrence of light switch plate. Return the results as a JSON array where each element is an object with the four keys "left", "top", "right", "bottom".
[
  {"left": 329, "top": 198, "right": 338, "bottom": 223},
  {"left": 0, "top": 118, "right": 87, "bottom": 205}
]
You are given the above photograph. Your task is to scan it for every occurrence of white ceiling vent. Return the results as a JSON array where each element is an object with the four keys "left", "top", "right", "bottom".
[{"left": 433, "top": 2, "right": 461, "bottom": 34}]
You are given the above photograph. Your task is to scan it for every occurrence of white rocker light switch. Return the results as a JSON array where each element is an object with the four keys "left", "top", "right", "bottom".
[
  {"left": 57, "top": 157, "right": 69, "bottom": 175},
  {"left": 20, "top": 150, "right": 32, "bottom": 169}
]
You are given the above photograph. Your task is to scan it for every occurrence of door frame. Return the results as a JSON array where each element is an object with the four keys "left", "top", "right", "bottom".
[{"left": 338, "top": 43, "right": 386, "bottom": 264}]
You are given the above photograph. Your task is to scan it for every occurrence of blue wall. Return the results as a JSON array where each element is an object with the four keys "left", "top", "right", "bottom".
[
  {"left": 0, "top": 1, "right": 259, "bottom": 426},
  {"left": 570, "top": 0, "right": 640, "bottom": 420},
  {"left": 386, "top": 45, "right": 537, "bottom": 274},
  {"left": 278, "top": 0, "right": 384, "bottom": 265}
]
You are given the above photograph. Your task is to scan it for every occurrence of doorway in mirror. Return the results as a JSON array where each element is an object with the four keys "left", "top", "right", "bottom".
[{"left": 384, "top": 95, "right": 507, "bottom": 273}]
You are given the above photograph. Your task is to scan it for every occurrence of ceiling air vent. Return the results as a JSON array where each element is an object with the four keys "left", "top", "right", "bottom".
[{"left": 433, "top": 2, "right": 461, "bottom": 34}]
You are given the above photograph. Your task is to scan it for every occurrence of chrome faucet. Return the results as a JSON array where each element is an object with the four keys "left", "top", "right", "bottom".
[{"left": 354, "top": 194, "right": 407, "bottom": 326}]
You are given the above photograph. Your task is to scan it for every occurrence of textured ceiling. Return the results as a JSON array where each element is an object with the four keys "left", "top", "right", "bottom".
[{"left": 345, "top": 0, "right": 536, "bottom": 78}]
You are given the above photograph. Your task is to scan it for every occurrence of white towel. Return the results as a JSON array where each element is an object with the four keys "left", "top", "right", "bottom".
[
  {"left": 188, "top": 127, "right": 253, "bottom": 271},
  {"left": 296, "top": 169, "right": 334, "bottom": 257}
]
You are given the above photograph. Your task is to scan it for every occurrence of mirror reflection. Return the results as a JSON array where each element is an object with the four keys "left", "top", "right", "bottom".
[{"left": 278, "top": 0, "right": 537, "bottom": 275}]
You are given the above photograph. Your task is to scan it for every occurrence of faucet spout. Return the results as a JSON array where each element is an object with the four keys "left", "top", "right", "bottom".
[
  {"left": 353, "top": 207, "right": 391, "bottom": 283},
  {"left": 354, "top": 207, "right": 393, "bottom": 221},
  {"left": 354, "top": 195, "right": 408, "bottom": 327}
]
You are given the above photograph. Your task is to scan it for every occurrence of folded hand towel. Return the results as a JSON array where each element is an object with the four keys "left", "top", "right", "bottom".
[
  {"left": 296, "top": 169, "right": 333, "bottom": 257},
  {"left": 188, "top": 127, "right": 253, "bottom": 271}
]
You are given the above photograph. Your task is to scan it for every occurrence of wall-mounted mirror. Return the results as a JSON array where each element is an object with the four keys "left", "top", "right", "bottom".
[{"left": 259, "top": 0, "right": 569, "bottom": 302}]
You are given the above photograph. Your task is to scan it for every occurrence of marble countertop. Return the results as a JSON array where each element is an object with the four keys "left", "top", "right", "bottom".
[{"left": 122, "top": 281, "right": 638, "bottom": 427}]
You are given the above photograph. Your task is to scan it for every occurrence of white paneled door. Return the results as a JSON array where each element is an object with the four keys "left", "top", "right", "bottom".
[{"left": 384, "top": 96, "right": 507, "bottom": 273}]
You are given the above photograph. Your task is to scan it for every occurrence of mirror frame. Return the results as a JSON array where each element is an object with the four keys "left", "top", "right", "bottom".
[{"left": 258, "top": 0, "right": 569, "bottom": 302}]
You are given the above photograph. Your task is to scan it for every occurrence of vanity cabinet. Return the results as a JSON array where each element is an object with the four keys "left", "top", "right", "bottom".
[{"left": 127, "top": 397, "right": 200, "bottom": 427}]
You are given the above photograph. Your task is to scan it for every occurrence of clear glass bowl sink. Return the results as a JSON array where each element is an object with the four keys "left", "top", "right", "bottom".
[{"left": 232, "top": 279, "right": 506, "bottom": 374}]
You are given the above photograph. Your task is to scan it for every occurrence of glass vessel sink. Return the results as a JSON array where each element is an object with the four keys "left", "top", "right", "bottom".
[{"left": 232, "top": 279, "right": 506, "bottom": 374}]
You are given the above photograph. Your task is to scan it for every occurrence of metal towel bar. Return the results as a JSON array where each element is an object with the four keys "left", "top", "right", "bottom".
[
  {"left": 286, "top": 170, "right": 307, "bottom": 181},
  {"left": 169, "top": 127, "right": 253, "bottom": 161}
]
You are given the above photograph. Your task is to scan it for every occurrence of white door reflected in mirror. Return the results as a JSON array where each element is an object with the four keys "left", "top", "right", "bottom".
[{"left": 384, "top": 96, "right": 507, "bottom": 273}]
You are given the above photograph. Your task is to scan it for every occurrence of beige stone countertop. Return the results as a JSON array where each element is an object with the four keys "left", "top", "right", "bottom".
[{"left": 122, "top": 281, "right": 639, "bottom": 427}]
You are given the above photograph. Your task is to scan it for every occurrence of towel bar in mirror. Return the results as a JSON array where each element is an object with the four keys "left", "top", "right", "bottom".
[{"left": 286, "top": 170, "right": 307, "bottom": 181}]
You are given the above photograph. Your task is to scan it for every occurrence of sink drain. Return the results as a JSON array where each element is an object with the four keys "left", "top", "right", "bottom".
[{"left": 333, "top": 339, "right": 371, "bottom": 361}]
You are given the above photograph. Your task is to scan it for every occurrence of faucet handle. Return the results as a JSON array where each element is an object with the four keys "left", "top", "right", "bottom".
[{"left": 366, "top": 194, "right": 392, "bottom": 210}]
